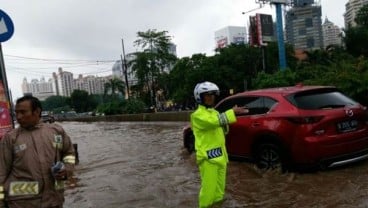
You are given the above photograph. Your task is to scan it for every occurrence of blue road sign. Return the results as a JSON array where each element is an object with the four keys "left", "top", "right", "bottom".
[{"left": 0, "top": 10, "right": 14, "bottom": 42}]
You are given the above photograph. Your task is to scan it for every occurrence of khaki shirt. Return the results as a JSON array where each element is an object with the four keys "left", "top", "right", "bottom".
[{"left": 0, "top": 122, "right": 75, "bottom": 208}]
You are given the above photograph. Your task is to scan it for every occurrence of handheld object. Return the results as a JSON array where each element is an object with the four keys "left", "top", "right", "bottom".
[{"left": 51, "top": 161, "right": 64, "bottom": 176}]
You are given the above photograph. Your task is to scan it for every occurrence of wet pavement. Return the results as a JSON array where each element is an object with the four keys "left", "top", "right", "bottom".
[{"left": 61, "top": 121, "right": 368, "bottom": 208}]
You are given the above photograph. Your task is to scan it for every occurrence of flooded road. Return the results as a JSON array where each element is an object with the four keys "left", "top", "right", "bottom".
[{"left": 61, "top": 121, "right": 368, "bottom": 208}]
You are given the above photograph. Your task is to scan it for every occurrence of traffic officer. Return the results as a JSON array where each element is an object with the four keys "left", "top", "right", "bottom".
[
  {"left": 191, "top": 81, "right": 248, "bottom": 208},
  {"left": 0, "top": 95, "right": 75, "bottom": 208}
]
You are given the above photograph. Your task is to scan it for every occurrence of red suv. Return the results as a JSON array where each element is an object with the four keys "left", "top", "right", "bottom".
[{"left": 183, "top": 85, "right": 368, "bottom": 170}]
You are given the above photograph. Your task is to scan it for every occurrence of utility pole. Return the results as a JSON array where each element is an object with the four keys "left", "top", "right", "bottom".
[{"left": 121, "top": 38, "right": 130, "bottom": 99}]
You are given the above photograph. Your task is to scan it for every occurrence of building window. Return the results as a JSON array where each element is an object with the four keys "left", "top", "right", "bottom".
[
  {"left": 299, "top": 29, "right": 306, "bottom": 35},
  {"left": 307, "top": 38, "right": 314, "bottom": 48},
  {"left": 305, "top": 18, "right": 313, "bottom": 27}
]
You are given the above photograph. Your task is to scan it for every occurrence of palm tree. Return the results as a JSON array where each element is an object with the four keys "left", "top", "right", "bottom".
[
  {"left": 104, "top": 77, "right": 125, "bottom": 99},
  {"left": 131, "top": 29, "right": 177, "bottom": 106}
]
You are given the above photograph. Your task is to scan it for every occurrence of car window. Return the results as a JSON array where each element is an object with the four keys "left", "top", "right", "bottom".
[
  {"left": 216, "top": 96, "right": 277, "bottom": 115},
  {"left": 287, "top": 89, "right": 358, "bottom": 110}
]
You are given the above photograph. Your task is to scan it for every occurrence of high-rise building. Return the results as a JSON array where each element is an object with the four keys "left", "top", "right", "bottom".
[
  {"left": 322, "top": 17, "right": 343, "bottom": 48},
  {"left": 23, "top": 68, "right": 113, "bottom": 98},
  {"left": 55, "top": 67, "right": 74, "bottom": 97},
  {"left": 293, "top": 0, "right": 314, "bottom": 7},
  {"left": 215, "top": 26, "right": 247, "bottom": 49},
  {"left": 285, "top": 0, "right": 323, "bottom": 50},
  {"left": 21, "top": 77, "right": 55, "bottom": 101},
  {"left": 75, "top": 74, "right": 108, "bottom": 95},
  {"left": 344, "top": 0, "right": 368, "bottom": 28}
]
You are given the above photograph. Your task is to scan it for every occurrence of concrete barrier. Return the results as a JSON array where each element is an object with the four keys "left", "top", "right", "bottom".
[{"left": 57, "top": 111, "right": 193, "bottom": 122}]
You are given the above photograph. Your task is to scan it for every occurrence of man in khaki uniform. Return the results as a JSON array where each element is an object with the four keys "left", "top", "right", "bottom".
[{"left": 0, "top": 95, "right": 75, "bottom": 208}]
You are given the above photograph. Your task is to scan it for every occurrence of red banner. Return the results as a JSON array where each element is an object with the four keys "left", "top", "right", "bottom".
[{"left": 0, "top": 81, "right": 12, "bottom": 139}]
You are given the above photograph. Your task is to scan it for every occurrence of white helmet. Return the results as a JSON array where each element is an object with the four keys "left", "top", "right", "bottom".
[{"left": 193, "top": 81, "right": 220, "bottom": 103}]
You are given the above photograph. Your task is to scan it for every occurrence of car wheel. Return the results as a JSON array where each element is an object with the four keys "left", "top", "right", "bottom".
[
  {"left": 184, "top": 133, "right": 195, "bottom": 154},
  {"left": 255, "top": 143, "right": 282, "bottom": 170}
]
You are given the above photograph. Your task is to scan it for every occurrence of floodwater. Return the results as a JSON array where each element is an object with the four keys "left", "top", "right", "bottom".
[{"left": 61, "top": 121, "right": 368, "bottom": 208}]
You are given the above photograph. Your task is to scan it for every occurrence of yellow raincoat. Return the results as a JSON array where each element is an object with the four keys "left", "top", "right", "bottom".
[{"left": 191, "top": 105, "right": 237, "bottom": 208}]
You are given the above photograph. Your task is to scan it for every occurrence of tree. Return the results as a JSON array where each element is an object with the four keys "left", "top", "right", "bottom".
[
  {"left": 355, "top": 4, "right": 368, "bottom": 27},
  {"left": 104, "top": 77, "right": 125, "bottom": 99},
  {"left": 41, "top": 96, "right": 69, "bottom": 111},
  {"left": 344, "top": 5, "right": 368, "bottom": 57},
  {"left": 70, "top": 90, "right": 89, "bottom": 113},
  {"left": 131, "top": 29, "right": 177, "bottom": 106}
]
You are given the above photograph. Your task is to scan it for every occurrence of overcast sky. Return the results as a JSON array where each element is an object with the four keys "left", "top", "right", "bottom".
[{"left": 0, "top": 0, "right": 348, "bottom": 100}]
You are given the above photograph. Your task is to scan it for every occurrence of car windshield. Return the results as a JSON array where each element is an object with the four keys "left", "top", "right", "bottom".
[{"left": 287, "top": 88, "right": 358, "bottom": 110}]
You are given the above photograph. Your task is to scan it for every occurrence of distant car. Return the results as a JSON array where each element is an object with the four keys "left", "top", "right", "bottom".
[
  {"left": 183, "top": 85, "right": 368, "bottom": 171},
  {"left": 41, "top": 114, "right": 55, "bottom": 123}
]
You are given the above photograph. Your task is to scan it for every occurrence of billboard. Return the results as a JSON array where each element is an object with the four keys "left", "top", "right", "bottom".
[
  {"left": 249, "top": 13, "right": 274, "bottom": 46},
  {"left": 216, "top": 37, "right": 228, "bottom": 48},
  {"left": 249, "top": 15, "right": 260, "bottom": 46},
  {"left": 259, "top": 14, "right": 274, "bottom": 42}
]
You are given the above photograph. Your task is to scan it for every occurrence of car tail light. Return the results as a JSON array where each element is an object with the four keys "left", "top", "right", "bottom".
[{"left": 286, "top": 116, "right": 324, "bottom": 124}]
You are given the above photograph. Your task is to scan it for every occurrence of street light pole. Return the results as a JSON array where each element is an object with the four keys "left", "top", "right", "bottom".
[{"left": 121, "top": 38, "right": 130, "bottom": 99}]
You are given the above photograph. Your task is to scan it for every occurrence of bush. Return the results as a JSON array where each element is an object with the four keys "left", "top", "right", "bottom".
[{"left": 123, "top": 99, "right": 147, "bottom": 114}]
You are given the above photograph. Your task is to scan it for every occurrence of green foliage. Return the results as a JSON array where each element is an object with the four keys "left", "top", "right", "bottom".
[
  {"left": 123, "top": 98, "right": 147, "bottom": 114},
  {"left": 355, "top": 4, "right": 368, "bottom": 27},
  {"left": 96, "top": 100, "right": 124, "bottom": 115},
  {"left": 41, "top": 96, "right": 69, "bottom": 111},
  {"left": 130, "top": 29, "right": 177, "bottom": 106},
  {"left": 95, "top": 99, "right": 147, "bottom": 115},
  {"left": 344, "top": 26, "right": 368, "bottom": 57},
  {"left": 253, "top": 69, "right": 297, "bottom": 89},
  {"left": 70, "top": 90, "right": 89, "bottom": 113},
  {"left": 104, "top": 77, "right": 125, "bottom": 98}
]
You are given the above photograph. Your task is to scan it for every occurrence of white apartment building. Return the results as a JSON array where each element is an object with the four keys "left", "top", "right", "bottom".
[
  {"left": 215, "top": 26, "right": 247, "bottom": 49},
  {"left": 74, "top": 74, "right": 108, "bottom": 95},
  {"left": 322, "top": 17, "right": 343, "bottom": 48},
  {"left": 344, "top": 0, "right": 368, "bottom": 28},
  {"left": 21, "top": 77, "right": 55, "bottom": 101},
  {"left": 54, "top": 67, "right": 74, "bottom": 97}
]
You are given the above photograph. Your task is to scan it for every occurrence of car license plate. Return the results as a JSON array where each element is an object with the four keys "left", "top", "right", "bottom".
[{"left": 336, "top": 120, "right": 358, "bottom": 132}]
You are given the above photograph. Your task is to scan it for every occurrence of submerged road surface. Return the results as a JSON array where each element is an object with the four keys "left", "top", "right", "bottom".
[{"left": 61, "top": 121, "right": 368, "bottom": 208}]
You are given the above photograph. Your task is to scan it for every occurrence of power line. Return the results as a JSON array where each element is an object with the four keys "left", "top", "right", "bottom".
[
  {"left": 7, "top": 65, "right": 113, "bottom": 76},
  {"left": 4, "top": 54, "right": 116, "bottom": 63}
]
